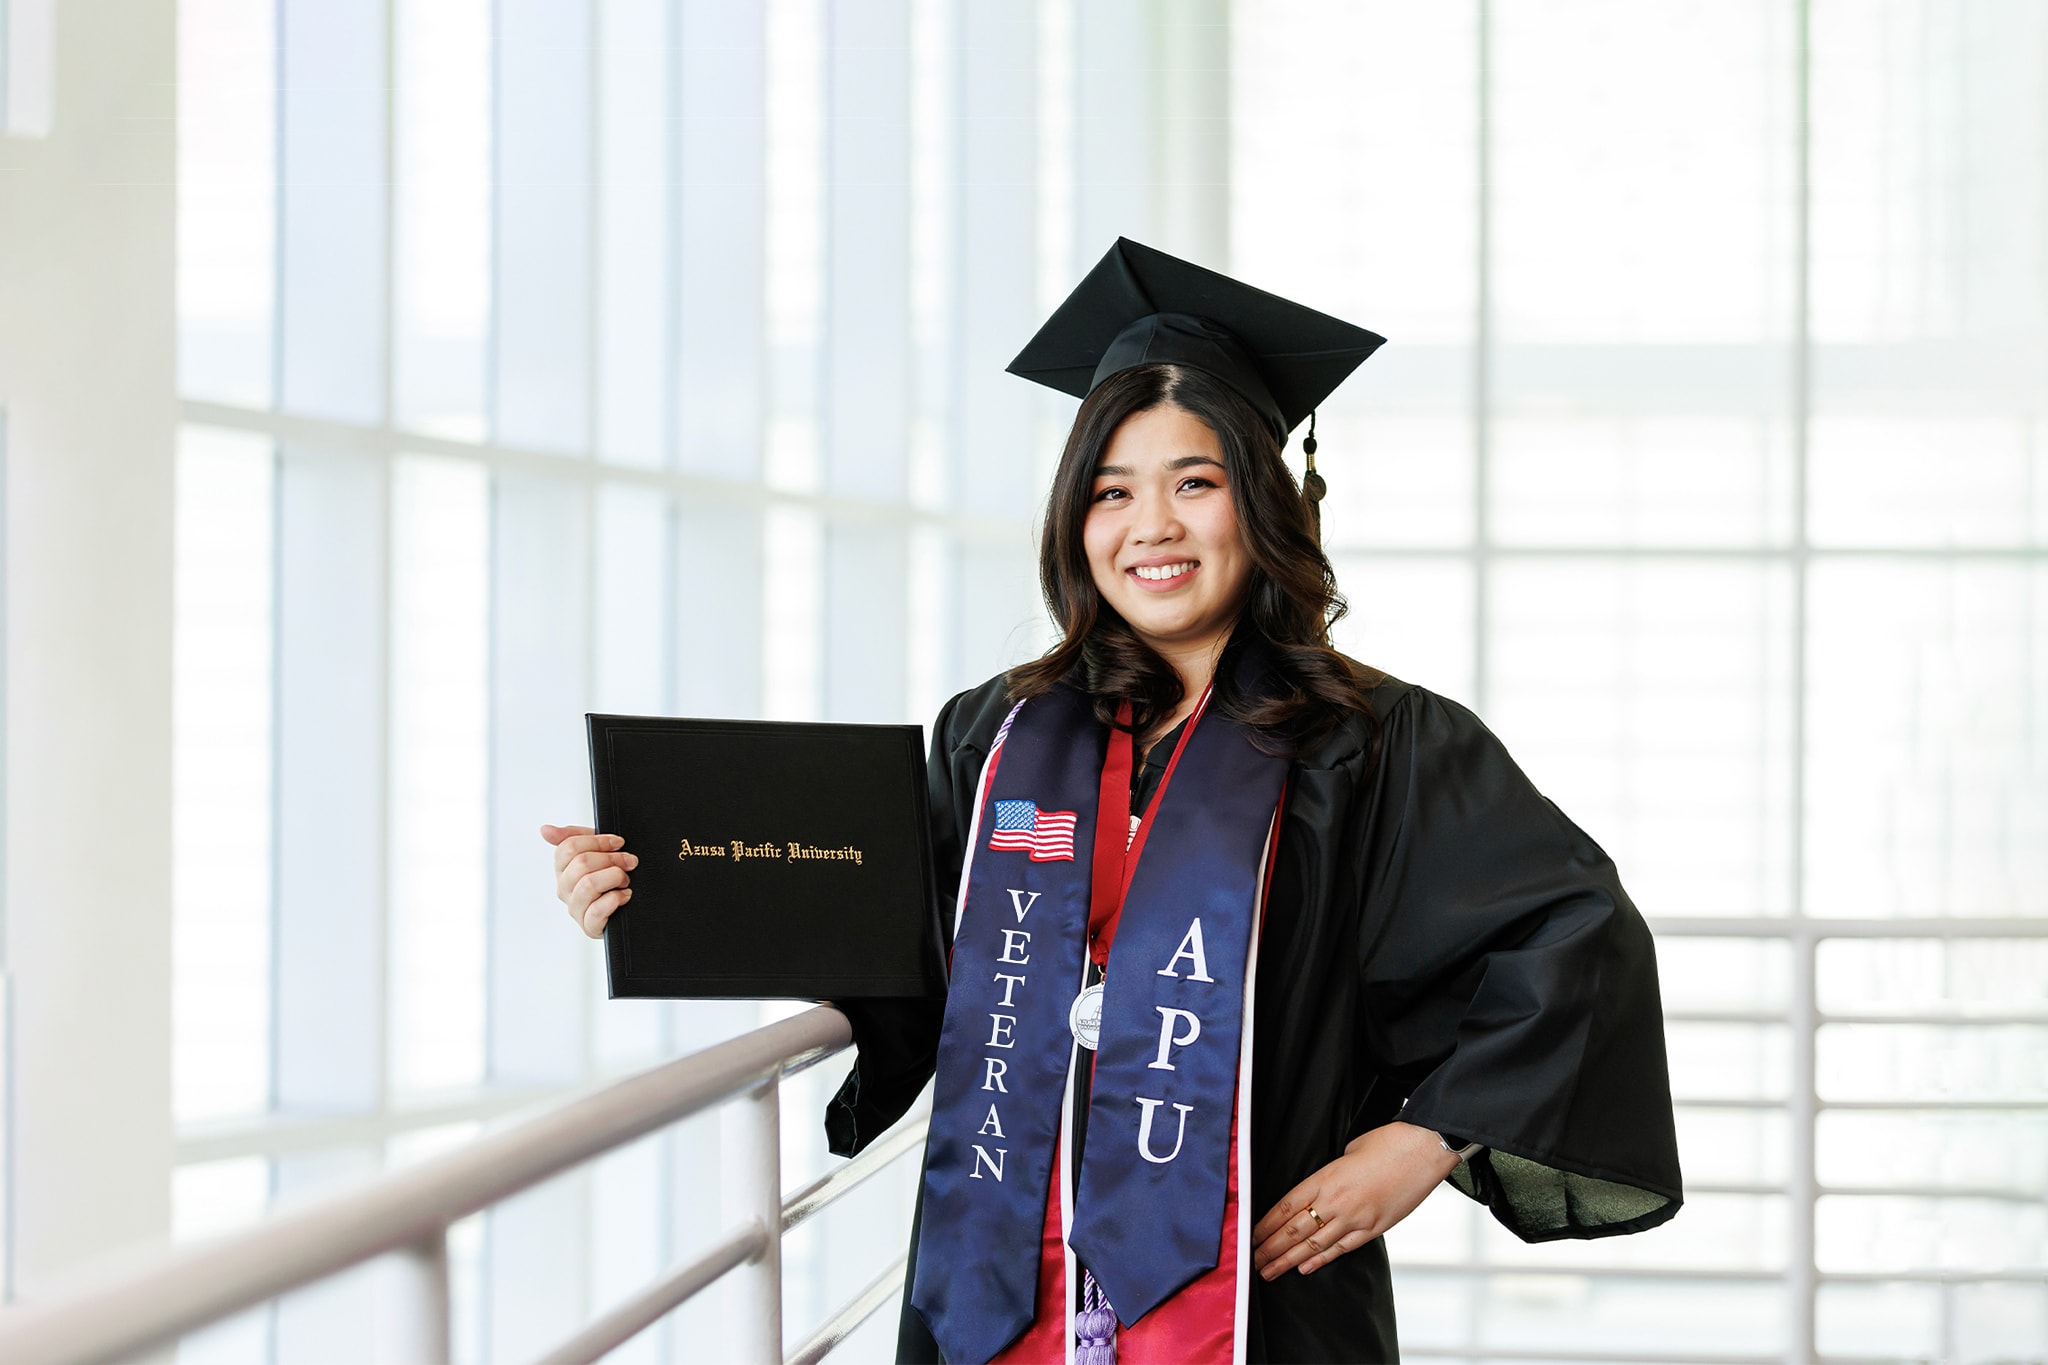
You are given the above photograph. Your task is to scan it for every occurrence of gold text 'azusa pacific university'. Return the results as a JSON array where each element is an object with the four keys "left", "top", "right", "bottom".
[{"left": 678, "top": 838, "right": 864, "bottom": 867}]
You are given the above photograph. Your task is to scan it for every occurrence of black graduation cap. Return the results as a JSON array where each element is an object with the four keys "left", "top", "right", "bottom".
[{"left": 1006, "top": 237, "right": 1386, "bottom": 445}]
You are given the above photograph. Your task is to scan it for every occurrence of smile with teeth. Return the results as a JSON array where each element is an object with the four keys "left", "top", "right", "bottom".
[{"left": 1131, "top": 561, "right": 1197, "bottom": 582}]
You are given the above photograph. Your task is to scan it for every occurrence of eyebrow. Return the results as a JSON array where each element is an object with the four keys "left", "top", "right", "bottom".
[{"left": 1093, "top": 455, "right": 1226, "bottom": 477}]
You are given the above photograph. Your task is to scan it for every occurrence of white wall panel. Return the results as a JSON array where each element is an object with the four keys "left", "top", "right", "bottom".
[
  {"left": 673, "top": 502, "right": 763, "bottom": 717},
  {"left": 393, "top": 0, "right": 491, "bottom": 439},
  {"left": 951, "top": 538, "right": 1039, "bottom": 694},
  {"left": 825, "top": 523, "right": 909, "bottom": 723},
  {"left": 762, "top": 504, "right": 823, "bottom": 720},
  {"left": 0, "top": 0, "right": 54, "bottom": 137},
  {"left": 175, "top": 0, "right": 275, "bottom": 407},
  {"left": 950, "top": 0, "right": 1037, "bottom": 518},
  {"left": 677, "top": 0, "right": 767, "bottom": 478},
  {"left": 907, "top": 0, "right": 957, "bottom": 516},
  {"left": 172, "top": 431, "right": 275, "bottom": 1127},
  {"left": 275, "top": 447, "right": 386, "bottom": 1113},
  {"left": 1073, "top": 0, "right": 1154, "bottom": 257},
  {"left": 488, "top": 474, "right": 593, "bottom": 1085},
  {"left": 487, "top": 1176, "right": 588, "bottom": 1359},
  {"left": 1489, "top": 560, "right": 1798, "bottom": 914},
  {"left": 1150, "top": 0, "right": 1228, "bottom": 267},
  {"left": 592, "top": 484, "right": 673, "bottom": 717},
  {"left": 1492, "top": 0, "right": 1793, "bottom": 346},
  {"left": 0, "top": 0, "right": 177, "bottom": 1289},
  {"left": 766, "top": 0, "right": 825, "bottom": 466},
  {"left": 1327, "top": 554, "right": 1475, "bottom": 704},
  {"left": 278, "top": 0, "right": 388, "bottom": 425},
  {"left": 596, "top": 0, "right": 674, "bottom": 470},
  {"left": 1806, "top": 561, "right": 2048, "bottom": 918},
  {"left": 387, "top": 457, "right": 490, "bottom": 1095},
  {"left": 1811, "top": 0, "right": 2048, "bottom": 345},
  {"left": 1492, "top": 415, "right": 1796, "bottom": 549},
  {"left": 907, "top": 525, "right": 951, "bottom": 726},
  {"left": 493, "top": 0, "right": 594, "bottom": 454},
  {"left": 824, "top": 0, "right": 911, "bottom": 501}
]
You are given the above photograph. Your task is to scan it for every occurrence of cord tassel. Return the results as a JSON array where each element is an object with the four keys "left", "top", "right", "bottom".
[
  {"left": 1301, "top": 409, "right": 1326, "bottom": 542},
  {"left": 1076, "top": 1267, "right": 1117, "bottom": 1365}
]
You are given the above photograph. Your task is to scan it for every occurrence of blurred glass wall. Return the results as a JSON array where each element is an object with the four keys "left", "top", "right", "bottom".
[
  {"left": 1234, "top": 2, "right": 2047, "bottom": 1359},
  {"left": 171, "top": 1, "right": 2046, "bottom": 1361}
]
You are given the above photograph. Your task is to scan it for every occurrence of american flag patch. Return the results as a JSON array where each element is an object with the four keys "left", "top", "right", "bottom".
[{"left": 988, "top": 799, "right": 1078, "bottom": 862}]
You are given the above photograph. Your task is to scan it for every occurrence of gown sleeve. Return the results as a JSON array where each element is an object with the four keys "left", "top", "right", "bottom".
[
  {"left": 824, "top": 682, "right": 999, "bottom": 1157},
  {"left": 1362, "top": 687, "right": 1683, "bottom": 1242}
]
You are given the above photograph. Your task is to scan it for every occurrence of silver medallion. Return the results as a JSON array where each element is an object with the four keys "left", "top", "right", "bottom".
[{"left": 1068, "top": 982, "right": 1105, "bottom": 1050}]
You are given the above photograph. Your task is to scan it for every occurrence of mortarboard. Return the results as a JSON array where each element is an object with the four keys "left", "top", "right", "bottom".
[{"left": 1007, "top": 237, "right": 1386, "bottom": 534}]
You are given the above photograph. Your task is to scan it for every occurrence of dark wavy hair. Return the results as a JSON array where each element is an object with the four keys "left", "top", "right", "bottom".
[{"left": 1006, "top": 363, "right": 1383, "bottom": 756}]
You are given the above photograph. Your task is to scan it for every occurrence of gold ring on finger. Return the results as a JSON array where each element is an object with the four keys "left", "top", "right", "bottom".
[{"left": 1307, "top": 1206, "right": 1327, "bottom": 1229}]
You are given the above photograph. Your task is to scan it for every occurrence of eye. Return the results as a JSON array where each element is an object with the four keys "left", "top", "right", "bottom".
[
  {"left": 1091, "top": 485, "right": 1129, "bottom": 503},
  {"left": 1177, "top": 475, "right": 1219, "bottom": 494}
]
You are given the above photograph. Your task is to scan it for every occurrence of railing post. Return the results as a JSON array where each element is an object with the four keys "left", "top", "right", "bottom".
[
  {"left": 384, "top": 1232, "right": 451, "bottom": 1364},
  {"left": 723, "top": 1077, "right": 783, "bottom": 1364},
  {"left": 1788, "top": 929, "right": 1817, "bottom": 1365}
]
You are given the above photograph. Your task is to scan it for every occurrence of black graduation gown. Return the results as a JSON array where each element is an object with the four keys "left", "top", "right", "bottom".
[{"left": 827, "top": 669, "right": 1683, "bottom": 1364}]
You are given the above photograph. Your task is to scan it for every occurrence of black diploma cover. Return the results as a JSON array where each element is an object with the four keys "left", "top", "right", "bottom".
[{"left": 587, "top": 714, "right": 947, "bottom": 999}]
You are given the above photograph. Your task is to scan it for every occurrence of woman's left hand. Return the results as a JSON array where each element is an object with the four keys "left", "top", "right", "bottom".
[{"left": 1251, "top": 1120, "right": 1461, "bottom": 1279}]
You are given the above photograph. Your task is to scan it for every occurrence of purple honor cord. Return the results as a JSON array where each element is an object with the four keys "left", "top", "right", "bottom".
[{"left": 1076, "top": 1267, "right": 1117, "bottom": 1365}]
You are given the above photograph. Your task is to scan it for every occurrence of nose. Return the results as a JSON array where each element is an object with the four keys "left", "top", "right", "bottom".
[{"left": 1129, "top": 492, "right": 1182, "bottom": 546}]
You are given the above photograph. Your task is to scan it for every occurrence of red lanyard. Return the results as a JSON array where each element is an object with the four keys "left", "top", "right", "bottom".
[{"left": 1086, "top": 691, "right": 1210, "bottom": 969}]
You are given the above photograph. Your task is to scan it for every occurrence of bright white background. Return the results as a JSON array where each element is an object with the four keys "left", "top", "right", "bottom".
[{"left": 159, "top": 1, "right": 2047, "bottom": 1361}]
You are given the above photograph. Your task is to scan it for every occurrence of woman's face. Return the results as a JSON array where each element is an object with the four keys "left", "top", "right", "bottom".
[{"left": 1083, "top": 403, "right": 1253, "bottom": 662}]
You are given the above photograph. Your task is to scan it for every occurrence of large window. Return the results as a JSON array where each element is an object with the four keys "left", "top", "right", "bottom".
[
  {"left": 173, "top": 1, "right": 2045, "bottom": 1362},
  {"left": 173, "top": 1, "right": 1087, "bottom": 1358},
  {"left": 1236, "top": 1, "right": 2047, "bottom": 1360}
]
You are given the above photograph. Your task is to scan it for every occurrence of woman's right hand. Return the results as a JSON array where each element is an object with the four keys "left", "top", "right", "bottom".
[{"left": 542, "top": 824, "right": 639, "bottom": 937}]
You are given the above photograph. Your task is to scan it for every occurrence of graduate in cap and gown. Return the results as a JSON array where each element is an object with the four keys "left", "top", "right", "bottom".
[{"left": 823, "top": 239, "right": 1684, "bottom": 1365}]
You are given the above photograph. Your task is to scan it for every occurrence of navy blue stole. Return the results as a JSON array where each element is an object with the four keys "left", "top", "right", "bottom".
[{"left": 910, "top": 688, "right": 1288, "bottom": 1364}]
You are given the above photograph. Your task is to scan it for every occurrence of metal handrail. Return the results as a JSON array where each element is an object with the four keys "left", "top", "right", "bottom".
[
  {"left": 787, "top": 1255, "right": 910, "bottom": 1365},
  {"left": 527, "top": 1098, "right": 932, "bottom": 1365},
  {"left": 10, "top": 910, "right": 2032, "bottom": 1363},
  {"left": 0, "top": 1006, "right": 925, "bottom": 1365},
  {"left": 529, "top": 1223, "right": 766, "bottom": 1365},
  {"left": 783, "top": 1099, "right": 932, "bottom": 1232}
]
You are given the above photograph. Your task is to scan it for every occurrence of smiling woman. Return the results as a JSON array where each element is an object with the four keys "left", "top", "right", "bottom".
[
  {"left": 796, "top": 239, "right": 1686, "bottom": 1365},
  {"left": 549, "top": 238, "right": 1684, "bottom": 1364}
]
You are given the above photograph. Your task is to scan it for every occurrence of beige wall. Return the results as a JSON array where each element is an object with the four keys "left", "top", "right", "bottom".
[{"left": 0, "top": 0, "right": 177, "bottom": 1297}]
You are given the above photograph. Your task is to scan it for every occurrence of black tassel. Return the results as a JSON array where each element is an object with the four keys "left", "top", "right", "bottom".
[{"left": 1301, "top": 410, "right": 1326, "bottom": 541}]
